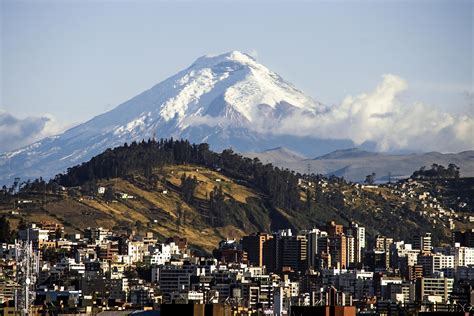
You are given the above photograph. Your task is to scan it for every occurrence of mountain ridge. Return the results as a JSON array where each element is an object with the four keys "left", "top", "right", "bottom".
[
  {"left": 246, "top": 147, "right": 474, "bottom": 182},
  {"left": 314, "top": 148, "right": 381, "bottom": 160}
]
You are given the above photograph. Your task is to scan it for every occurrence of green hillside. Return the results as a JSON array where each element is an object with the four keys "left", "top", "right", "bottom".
[{"left": 1, "top": 139, "right": 468, "bottom": 252}]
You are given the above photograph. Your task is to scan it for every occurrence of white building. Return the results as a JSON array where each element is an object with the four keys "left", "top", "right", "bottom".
[
  {"left": 18, "top": 224, "right": 49, "bottom": 242},
  {"left": 450, "top": 246, "right": 474, "bottom": 267},
  {"left": 418, "top": 253, "right": 454, "bottom": 276},
  {"left": 346, "top": 235, "right": 355, "bottom": 265},
  {"left": 145, "top": 242, "right": 182, "bottom": 265},
  {"left": 127, "top": 240, "right": 146, "bottom": 264}
]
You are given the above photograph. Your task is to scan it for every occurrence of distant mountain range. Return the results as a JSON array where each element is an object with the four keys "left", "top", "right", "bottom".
[{"left": 246, "top": 148, "right": 474, "bottom": 182}]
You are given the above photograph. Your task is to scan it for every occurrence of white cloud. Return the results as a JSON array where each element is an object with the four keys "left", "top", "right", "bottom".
[
  {"left": 275, "top": 74, "right": 473, "bottom": 152},
  {"left": 0, "top": 110, "right": 70, "bottom": 152},
  {"left": 275, "top": 74, "right": 474, "bottom": 152},
  {"left": 185, "top": 74, "right": 474, "bottom": 153}
]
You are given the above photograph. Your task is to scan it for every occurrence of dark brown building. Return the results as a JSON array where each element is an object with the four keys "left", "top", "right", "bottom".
[
  {"left": 290, "top": 306, "right": 356, "bottom": 316},
  {"left": 241, "top": 232, "right": 273, "bottom": 267},
  {"left": 452, "top": 229, "right": 474, "bottom": 247}
]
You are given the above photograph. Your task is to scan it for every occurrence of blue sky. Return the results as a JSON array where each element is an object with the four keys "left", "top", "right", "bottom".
[{"left": 0, "top": 0, "right": 472, "bottom": 150}]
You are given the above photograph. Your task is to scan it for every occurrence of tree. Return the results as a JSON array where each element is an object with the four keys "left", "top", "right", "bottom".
[
  {"left": 411, "top": 163, "right": 460, "bottom": 180},
  {"left": 18, "top": 218, "right": 28, "bottom": 230},
  {"left": 365, "top": 173, "right": 376, "bottom": 185},
  {"left": 144, "top": 165, "right": 153, "bottom": 182},
  {"left": 305, "top": 189, "right": 313, "bottom": 211},
  {"left": 180, "top": 174, "right": 198, "bottom": 204},
  {"left": 104, "top": 187, "right": 115, "bottom": 201},
  {"left": 0, "top": 216, "right": 13, "bottom": 243},
  {"left": 447, "top": 163, "right": 460, "bottom": 179}
]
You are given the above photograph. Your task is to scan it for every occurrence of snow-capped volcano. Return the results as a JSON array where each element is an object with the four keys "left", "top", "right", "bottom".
[
  {"left": 0, "top": 51, "right": 344, "bottom": 184},
  {"left": 91, "top": 50, "right": 321, "bottom": 135}
]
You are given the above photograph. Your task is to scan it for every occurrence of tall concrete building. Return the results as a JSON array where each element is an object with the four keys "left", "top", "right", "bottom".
[
  {"left": 328, "top": 234, "right": 347, "bottom": 269},
  {"left": 417, "top": 277, "right": 454, "bottom": 303},
  {"left": 306, "top": 228, "right": 327, "bottom": 270},
  {"left": 277, "top": 234, "right": 307, "bottom": 272},
  {"left": 346, "top": 235, "right": 355, "bottom": 266},
  {"left": 326, "top": 222, "right": 348, "bottom": 269},
  {"left": 346, "top": 222, "right": 366, "bottom": 264},
  {"left": 417, "top": 253, "right": 454, "bottom": 276},
  {"left": 449, "top": 245, "right": 474, "bottom": 267},
  {"left": 375, "top": 235, "right": 394, "bottom": 270},
  {"left": 241, "top": 233, "right": 273, "bottom": 267},
  {"left": 412, "top": 233, "right": 432, "bottom": 253}
]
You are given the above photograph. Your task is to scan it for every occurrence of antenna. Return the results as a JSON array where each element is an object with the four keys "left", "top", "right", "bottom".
[{"left": 16, "top": 228, "right": 38, "bottom": 314}]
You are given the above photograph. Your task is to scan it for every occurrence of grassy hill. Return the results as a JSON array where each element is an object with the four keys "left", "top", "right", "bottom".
[{"left": 1, "top": 140, "right": 470, "bottom": 253}]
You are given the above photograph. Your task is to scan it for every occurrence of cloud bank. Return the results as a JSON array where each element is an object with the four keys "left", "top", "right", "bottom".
[
  {"left": 187, "top": 74, "right": 473, "bottom": 153},
  {"left": 275, "top": 74, "right": 473, "bottom": 152},
  {"left": 0, "top": 110, "right": 68, "bottom": 152}
]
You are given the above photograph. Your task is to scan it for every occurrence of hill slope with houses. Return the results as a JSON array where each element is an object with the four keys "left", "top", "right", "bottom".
[{"left": 1, "top": 140, "right": 472, "bottom": 252}]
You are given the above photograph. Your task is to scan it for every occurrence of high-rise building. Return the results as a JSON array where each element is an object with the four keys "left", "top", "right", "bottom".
[
  {"left": 417, "top": 253, "right": 454, "bottom": 276},
  {"left": 262, "top": 238, "right": 276, "bottom": 272},
  {"left": 366, "top": 249, "right": 387, "bottom": 272},
  {"left": 346, "top": 222, "right": 365, "bottom": 264},
  {"left": 328, "top": 234, "right": 347, "bottom": 269},
  {"left": 324, "top": 222, "right": 348, "bottom": 269},
  {"left": 277, "top": 234, "right": 307, "bottom": 272},
  {"left": 306, "top": 229, "right": 327, "bottom": 270},
  {"left": 346, "top": 235, "right": 355, "bottom": 266},
  {"left": 297, "top": 234, "right": 308, "bottom": 271},
  {"left": 157, "top": 263, "right": 197, "bottom": 303},
  {"left": 408, "top": 264, "right": 424, "bottom": 281},
  {"left": 412, "top": 233, "right": 432, "bottom": 253},
  {"left": 241, "top": 233, "right": 273, "bottom": 267},
  {"left": 375, "top": 235, "right": 393, "bottom": 270},
  {"left": 317, "top": 235, "right": 329, "bottom": 255}
]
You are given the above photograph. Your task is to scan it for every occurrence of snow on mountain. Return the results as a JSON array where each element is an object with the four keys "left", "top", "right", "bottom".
[{"left": 0, "top": 51, "right": 328, "bottom": 184}]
